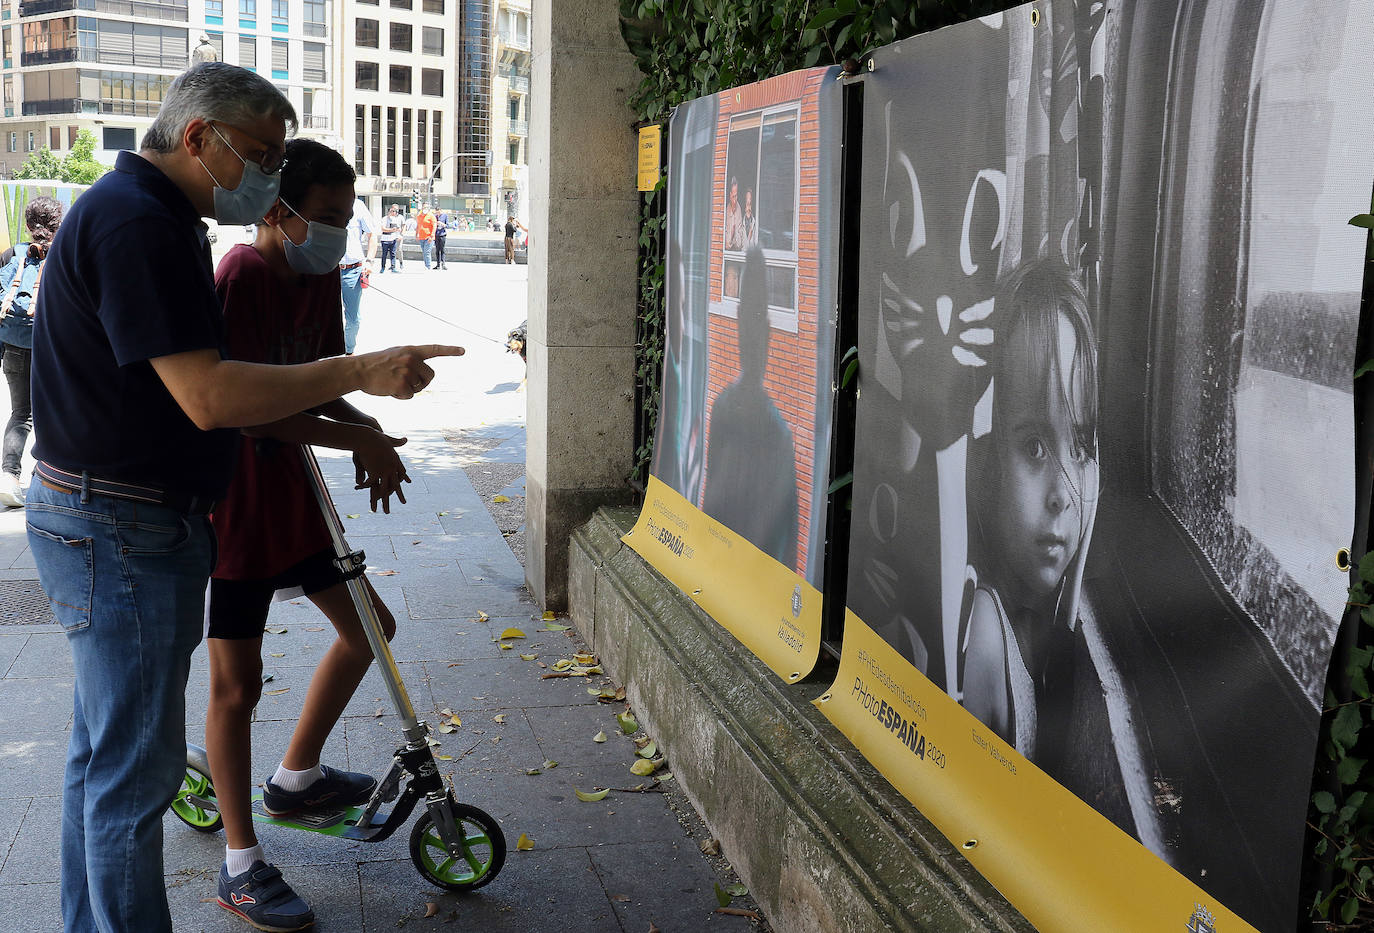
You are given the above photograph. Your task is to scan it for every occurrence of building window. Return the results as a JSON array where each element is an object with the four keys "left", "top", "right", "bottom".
[
  {"left": 421, "top": 25, "right": 441, "bottom": 55},
  {"left": 416, "top": 109, "right": 426, "bottom": 171},
  {"left": 270, "top": 0, "right": 287, "bottom": 31},
  {"left": 6, "top": 133, "right": 14, "bottom": 153},
  {"left": 238, "top": 34, "right": 255, "bottom": 70},
  {"left": 270, "top": 38, "right": 286, "bottom": 77},
  {"left": 26, "top": 131, "right": 34, "bottom": 151},
  {"left": 389, "top": 0, "right": 410, "bottom": 9},
  {"left": 205, "top": 0, "right": 222, "bottom": 15},
  {"left": 102, "top": 125, "right": 135, "bottom": 149},
  {"left": 67, "top": 124, "right": 76, "bottom": 147},
  {"left": 508, "top": 96, "right": 518, "bottom": 120},
  {"left": 302, "top": 0, "right": 325, "bottom": 37},
  {"left": 355, "top": 60, "right": 378, "bottom": 91},
  {"left": 420, "top": 67, "right": 442, "bottom": 96},
  {"left": 370, "top": 104, "right": 381, "bottom": 173},
  {"left": 431, "top": 111, "right": 440, "bottom": 171},
  {"left": 302, "top": 41, "right": 324, "bottom": 81},
  {"left": 206, "top": 30, "right": 222, "bottom": 59},
  {"left": 49, "top": 127, "right": 59, "bottom": 150},
  {"left": 388, "top": 21, "right": 410, "bottom": 52},
  {"left": 401, "top": 107, "right": 410, "bottom": 177},
  {"left": 354, "top": 103, "right": 365, "bottom": 173},
  {"left": 508, "top": 140, "right": 518, "bottom": 165},
  {"left": 238, "top": 0, "right": 255, "bottom": 27},
  {"left": 421, "top": 0, "right": 441, "bottom": 12},
  {"left": 385, "top": 105, "right": 396, "bottom": 176},
  {"left": 388, "top": 64, "right": 410, "bottom": 94},
  {"left": 355, "top": 17, "right": 377, "bottom": 47}
]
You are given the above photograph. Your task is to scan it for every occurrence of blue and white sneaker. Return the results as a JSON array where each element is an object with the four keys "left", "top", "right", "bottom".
[
  {"left": 217, "top": 860, "right": 314, "bottom": 932},
  {"left": 262, "top": 764, "right": 377, "bottom": 816}
]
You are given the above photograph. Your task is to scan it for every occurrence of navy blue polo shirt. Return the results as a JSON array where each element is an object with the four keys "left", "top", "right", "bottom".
[{"left": 31, "top": 150, "right": 237, "bottom": 499}]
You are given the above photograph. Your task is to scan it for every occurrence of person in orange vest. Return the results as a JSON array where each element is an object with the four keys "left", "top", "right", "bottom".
[{"left": 415, "top": 204, "right": 437, "bottom": 269}]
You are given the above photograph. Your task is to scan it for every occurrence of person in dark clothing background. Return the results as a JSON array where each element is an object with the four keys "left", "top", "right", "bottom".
[{"left": 700, "top": 245, "right": 799, "bottom": 569}]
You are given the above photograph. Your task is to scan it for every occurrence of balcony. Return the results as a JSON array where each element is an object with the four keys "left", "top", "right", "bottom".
[
  {"left": 301, "top": 113, "right": 329, "bottom": 129},
  {"left": 507, "top": 118, "right": 527, "bottom": 137},
  {"left": 24, "top": 96, "right": 160, "bottom": 117},
  {"left": 21, "top": 48, "right": 78, "bottom": 66},
  {"left": 497, "top": 28, "right": 529, "bottom": 51},
  {"left": 22, "top": 97, "right": 84, "bottom": 115},
  {"left": 18, "top": 0, "right": 74, "bottom": 16},
  {"left": 506, "top": 73, "right": 529, "bottom": 94}
]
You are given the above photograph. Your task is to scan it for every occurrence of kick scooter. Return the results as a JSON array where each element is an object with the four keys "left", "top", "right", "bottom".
[{"left": 172, "top": 446, "right": 506, "bottom": 892}]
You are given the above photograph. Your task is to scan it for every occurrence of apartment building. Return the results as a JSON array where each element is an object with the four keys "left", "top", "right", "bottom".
[
  {"left": 490, "top": 0, "right": 526, "bottom": 218},
  {"left": 0, "top": 0, "right": 333, "bottom": 175}
]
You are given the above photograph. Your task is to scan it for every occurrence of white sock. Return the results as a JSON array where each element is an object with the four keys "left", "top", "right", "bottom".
[
  {"left": 225, "top": 844, "right": 265, "bottom": 877},
  {"left": 271, "top": 762, "right": 325, "bottom": 791}
]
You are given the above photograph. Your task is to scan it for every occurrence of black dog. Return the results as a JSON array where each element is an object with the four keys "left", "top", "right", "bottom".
[{"left": 506, "top": 320, "right": 528, "bottom": 362}]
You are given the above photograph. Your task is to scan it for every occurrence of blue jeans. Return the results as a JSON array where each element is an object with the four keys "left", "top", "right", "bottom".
[
  {"left": 26, "top": 479, "right": 215, "bottom": 933},
  {"left": 420, "top": 238, "right": 433, "bottom": 269},
  {"left": 340, "top": 264, "right": 363, "bottom": 354},
  {"left": 379, "top": 239, "right": 398, "bottom": 271}
]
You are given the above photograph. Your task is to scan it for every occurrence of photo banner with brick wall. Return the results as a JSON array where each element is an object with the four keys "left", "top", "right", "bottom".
[
  {"left": 627, "top": 68, "right": 841, "bottom": 682},
  {"left": 817, "top": 2, "right": 1373, "bottom": 931}
]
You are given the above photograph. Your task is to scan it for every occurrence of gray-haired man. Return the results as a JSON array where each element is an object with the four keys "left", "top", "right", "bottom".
[{"left": 25, "top": 62, "right": 461, "bottom": 932}]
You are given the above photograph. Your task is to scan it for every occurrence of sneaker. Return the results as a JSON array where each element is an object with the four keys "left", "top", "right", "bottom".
[
  {"left": 217, "top": 860, "right": 314, "bottom": 932},
  {"left": 0, "top": 473, "right": 24, "bottom": 509},
  {"left": 261, "top": 764, "right": 377, "bottom": 816}
]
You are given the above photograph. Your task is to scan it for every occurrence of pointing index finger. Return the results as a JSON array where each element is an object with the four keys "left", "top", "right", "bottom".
[{"left": 414, "top": 344, "right": 466, "bottom": 359}]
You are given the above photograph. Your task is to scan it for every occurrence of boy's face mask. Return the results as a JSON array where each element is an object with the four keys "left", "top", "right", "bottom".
[{"left": 278, "top": 199, "right": 348, "bottom": 275}]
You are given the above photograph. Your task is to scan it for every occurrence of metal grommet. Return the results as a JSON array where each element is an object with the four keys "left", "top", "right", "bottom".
[
  {"left": 962, "top": 839, "right": 978, "bottom": 850},
  {"left": 735, "top": 92, "right": 741, "bottom": 103},
  {"left": 1030, "top": 7, "right": 1040, "bottom": 26},
  {"left": 1336, "top": 547, "right": 1352, "bottom": 572},
  {"left": 818, "top": 693, "right": 832, "bottom": 702},
  {"left": 692, "top": 588, "right": 702, "bottom": 596},
  {"left": 867, "top": 58, "right": 875, "bottom": 72},
  {"left": 789, "top": 671, "right": 801, "bottom": 681}
]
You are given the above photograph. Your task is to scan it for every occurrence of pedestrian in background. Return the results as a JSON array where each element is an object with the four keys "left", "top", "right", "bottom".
[
  {"left": 416, "top": 203, "right": 436, "bottom": 269},
  {"left": 379, "top": 203, "right": 402, "bottom": 272},
  {"left": 504, "top": 214, "right": 527, "bottom": 264},
  {"left": 0, "top": 196, "right": 63, "bottom": 508},
  {"left": 339, "top": 195, "right": 376, "bottom": 353},
  {"left": 434, "top": 209, "right": 448, "bottom": 269},
  {"left": 401, "top": 211, "right": 417, "bottom": 269}
]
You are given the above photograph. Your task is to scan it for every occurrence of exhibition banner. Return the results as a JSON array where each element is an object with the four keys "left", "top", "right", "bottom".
[
  {"left": 0, "top": 182, "right": 85, "bottom": 252},
  {"left": 826, "top": 2, "right": 1372, "bottom": 931},
  {"left": 628, "top": 67, "right": 841, "bottom": 682}
]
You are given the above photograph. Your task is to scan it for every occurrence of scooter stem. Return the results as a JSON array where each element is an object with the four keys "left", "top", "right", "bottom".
[{"left": 299, "top": 446, "right": 426, "bottom": 746}]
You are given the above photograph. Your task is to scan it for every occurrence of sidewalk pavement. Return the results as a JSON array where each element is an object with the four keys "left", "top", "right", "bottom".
[{"left": 0, "top": 262, "right": 767, "bottom": 931}]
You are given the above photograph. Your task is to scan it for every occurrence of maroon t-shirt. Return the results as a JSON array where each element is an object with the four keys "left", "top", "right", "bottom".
[{"left": 211, "top": 244, "right": 345, "bottom": 580}]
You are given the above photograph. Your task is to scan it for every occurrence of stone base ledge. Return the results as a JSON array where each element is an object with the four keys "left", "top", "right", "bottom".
[{"left": 568, "top": 506, "right": 1033, "bottom": 933}]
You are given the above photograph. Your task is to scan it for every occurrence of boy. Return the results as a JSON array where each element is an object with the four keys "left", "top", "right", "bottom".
[{"left": 207, "top": 138, "right": 409, "bottom": 930}]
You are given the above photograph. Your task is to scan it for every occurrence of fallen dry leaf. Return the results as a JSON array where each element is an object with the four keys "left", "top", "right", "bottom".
[
  {"left": 476, "top": 611, "right": 491, "bottom": 622},
  {"left": 493, "top": 495, "right": 511, "bottom": 503},
  {"left": 371, "top": 569, "right": 398, "bottom": 577},
  {"left": 593, "top": 731, "right": 607, "bottom": 743},
  {"left": 424, "top": 902, "right": 439, "bottom": 918},
  {"left": 499, "top": 627, "right": 526, "bottom": 639},
  {"left": 264, "top": 625, "right": 287, "bottom": 635},
  {"left": 616, "top": 712, "right": 639, "bottom": 735},
  {"left": 346, "top": 513, "right": 360, "bottom": 519},
  {"left": 516, "top": 833, "right": 534, "bottom": 851},
  {"left": 264, "top": 688, "right": 290, "bottom": 696},
  {"left": 700, "top": 838, "right": 720, "bottom": 857},
  {"left": 575, "top": 787, "right": 609, "bottom": 802},
  {"left": 520, "top": 653, "right": 538, "bottom": 661},
  {"left": 493, "top": 714, "right": 507, "bottom": 724},
  {"left": 269, "top": 652, "right": 285, "bottom": 658},
  {"left": 629, "top": 759, "right": 657, "bottom": 777},
  {"left": 715, "top": 908, "right": 761, "bottom": 920},
  {"left": 304, "top": 626, "right": 325, "bottom": 632},
  {"left": 500, "top": 643, "right": 513, "bottom": 650},
  {"left": 609, "top": 893, "right": 630, "bottom": 902}
]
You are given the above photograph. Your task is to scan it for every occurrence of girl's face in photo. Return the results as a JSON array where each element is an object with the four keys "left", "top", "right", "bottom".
[{"left": 992, "top": 310, "right": 1096, "bottom": 605}]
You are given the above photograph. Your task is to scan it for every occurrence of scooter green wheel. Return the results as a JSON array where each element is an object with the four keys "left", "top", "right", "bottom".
[
  {"left": 409, "top": 803, "right": 505, "bottom": 891},
  {"left": 170, "top": 765, "right": 223, "bottom": 833}
]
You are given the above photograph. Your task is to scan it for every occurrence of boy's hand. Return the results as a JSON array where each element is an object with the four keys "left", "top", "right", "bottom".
[
  {"left": 352, "top": 428, "right": 410, "bottom": 514},
  {"left": 355, "top": 345, "right": 465, "bottom": 398}
]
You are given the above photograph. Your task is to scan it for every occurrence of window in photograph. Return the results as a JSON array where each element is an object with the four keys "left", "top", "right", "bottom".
[
  {"left": 355, "top": 17, "right": 377, "bottom": 47},
  {"left": 389, "top": 64, "right": 410, "bottom": 94},
  {"left": 389, "top": 21, "right": 410, "bottom": 51},
  {"left": 355, "top": 60, "right": 377, "bottom": 91},
  {"left": 420, "top": 67, "right": 441, "bottom": 96},
  {"left": 421, "top": 24, "right": 441, "bottom": 55},
  {"left": 717, "top": 105, "right": 800, "bottom": 330}
]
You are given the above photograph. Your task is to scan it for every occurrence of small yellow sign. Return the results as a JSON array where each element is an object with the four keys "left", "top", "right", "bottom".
[{"left": 637, "top": 125, "right": 662, "bottom": 192}]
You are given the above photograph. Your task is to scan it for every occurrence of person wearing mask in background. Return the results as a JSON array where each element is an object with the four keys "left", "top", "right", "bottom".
[
  {"left": 339, "top": 195, "right": 376, "bottom": 354},
  {"left": 207, "top": 137, "right": 411, "bottom": 932},
  {"left": 415, "top": 203, "right": 436, "bottom": 270},
  {"left": 433, "top": 209, "right": 448, "bottom": 270},
  {"left": 0, "top": 196, "right": 63, "bottom": 508},
  {"left": 24, "top": 61, "right": 462, "bottom": 933},
  {"left": 379, "top": 203, "right": 402, "bottom": 272}
]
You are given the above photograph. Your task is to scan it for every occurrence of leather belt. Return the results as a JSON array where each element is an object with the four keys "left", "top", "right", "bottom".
[
  {"left": 340, "top": 261, "right": 363, "bottom": 270},
  {"left": 35, "top": 462, "right": 217, "bottom": 516}
]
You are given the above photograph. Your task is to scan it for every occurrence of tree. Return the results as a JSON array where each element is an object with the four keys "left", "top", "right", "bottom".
[
  {"left": 58, "top": 129, "right": 107, "bottom": 185},
  {"left": 14, "top": 145, "right": 61, "bottom": 181}
]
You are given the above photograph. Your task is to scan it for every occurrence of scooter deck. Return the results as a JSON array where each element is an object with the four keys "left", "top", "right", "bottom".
[{"left": 249, "top": 789, "right": 383, "bottom": 841}]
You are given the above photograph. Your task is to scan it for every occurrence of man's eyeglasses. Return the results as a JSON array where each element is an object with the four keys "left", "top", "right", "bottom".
[{"left": 211, "top": 121, "right": 287, "bottom": 175}]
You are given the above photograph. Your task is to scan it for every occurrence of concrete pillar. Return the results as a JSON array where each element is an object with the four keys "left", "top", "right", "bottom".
[{"left": 525, "top": 0, "right": 640, "bottom": 608}]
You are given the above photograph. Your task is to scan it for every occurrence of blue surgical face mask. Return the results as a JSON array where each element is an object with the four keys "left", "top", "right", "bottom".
[
  {"left": 279, "top": 199, "right": 349, "bottom": 275},
  {"left": 197, "top": 124, "right": 282, "bottom": 225}
]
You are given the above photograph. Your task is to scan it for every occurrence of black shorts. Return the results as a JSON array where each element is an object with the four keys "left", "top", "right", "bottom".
[{"left": 207, "top": 548, "right": 345, "bottom": 640}]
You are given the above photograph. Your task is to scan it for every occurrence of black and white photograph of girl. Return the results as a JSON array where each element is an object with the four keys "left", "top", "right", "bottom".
[{"left": 845, "top": 2, "right": 1374, "bottom": 930}]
